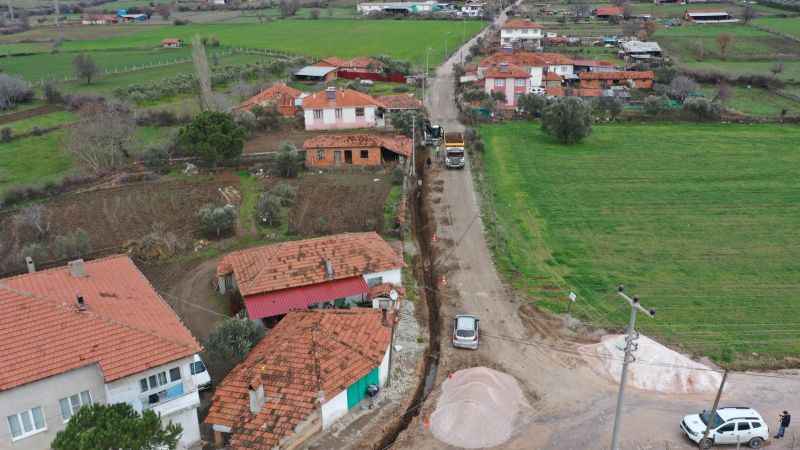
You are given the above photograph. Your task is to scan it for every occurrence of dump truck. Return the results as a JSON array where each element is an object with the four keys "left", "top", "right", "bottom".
[{"left": 444, "top": 131, "right": 465, "bottom": 169}]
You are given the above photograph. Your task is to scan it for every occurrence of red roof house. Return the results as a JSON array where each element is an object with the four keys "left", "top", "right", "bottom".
[
  {"left": 579, "top": 71, "right": 654, "bottom": 89},
  {"left": 205, "top": 309, "right": 392, "bottom": 449},
  {"left": 594, "top": 6, "right": 624, "bottom": 18},
  {"left": 216, "top": 232, "right": 403, "bottom": 320},
  {"left": 236, "top": 82, "right": 304, "bottom": 117},
  {"left": 303, "top": 133, "right": 412, "bottom": 168}
]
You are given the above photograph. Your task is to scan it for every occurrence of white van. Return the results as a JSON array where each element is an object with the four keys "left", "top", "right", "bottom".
[{"left": 190, "top": 355, "right": 212, "bottom": 391}]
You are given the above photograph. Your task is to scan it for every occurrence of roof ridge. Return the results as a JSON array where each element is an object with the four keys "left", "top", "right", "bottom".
[
  {"left": 0, "top": 281, "right": 198, "bottom": 357},
  {"left": 320, "top": 310, "right": 386, "bottom": 365},
  {"left": 0, "top": 253, "right": 128, "bottom": 282}
]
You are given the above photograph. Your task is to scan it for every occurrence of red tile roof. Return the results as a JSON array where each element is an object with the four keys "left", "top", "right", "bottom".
[
  {"left": 546, "top": 87, "right": 565, "bottom": 97},
  {"left": 535, "top": 52, "right": 575, "bottom": 66},
  {"left": 579, "top": 71, "right": 654, "bottom": 80},
  {"left": 205, "top": 309, "right": 391, "bottom": 449},
  {"left": 479, "top": 51, "right": 573, "bottom": 70},
  {"left": 0, "top": 255, "right": 200, "bottom": 390},
  {"left": 485, "top": 63, "right": 530, "bottom": 79},
  {"left": 236, "top": 83, "right": 303, "bottom": 111},
  {"left": 347, "top": 56, "right": 383, "bottom": 70},
  {"left": 595, "top": 6, "right": 623, "bottom": 16},
  {"left": 544, "top": 71, "right": 563, "bottom": 81},
  {"left": 218, "top": 232, "right": 403, "bottom": 297},
  {"left": 302, "top": 88, "right": 384, "bottom": 109},
  {"left": 376, "top": 94, "right": 423, "bottom": 110},
  {"left": 303, "top": 134, "right": 412, "bottom": 157},
  {"left": 501, "top": 18, "right": 543, "bottom": 29},
  {"left": 571, "top": 59, "right": 616, "bottom": 67},
  {"left": 318, "top": 56, "right": 348, "bottom": 68}
]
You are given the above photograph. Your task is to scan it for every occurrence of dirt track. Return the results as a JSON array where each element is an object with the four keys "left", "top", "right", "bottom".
[{"left": 393, "top": 8, "right": 800, "bottom": 450}]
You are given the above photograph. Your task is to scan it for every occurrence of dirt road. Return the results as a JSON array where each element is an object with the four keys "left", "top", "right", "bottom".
[{"left": 394, "top": 11, "right": 800, "bottom": 450}]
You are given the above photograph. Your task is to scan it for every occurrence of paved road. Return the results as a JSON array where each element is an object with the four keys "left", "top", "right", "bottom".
[{"left": 396, "top": 11, "right": 800, "bottom": 450}]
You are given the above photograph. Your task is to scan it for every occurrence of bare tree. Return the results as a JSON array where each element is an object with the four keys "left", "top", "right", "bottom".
[
  {"left": 716, "top": 33, "right": 734, "bottom": 60},
  {"left": 692, "top": 41, "right": 705, "bottom": 61},
  {"left": 14, "top": 205, "right": 50, "bottom": 240},
  {"left": 7, "top": 0, "right": 13, "bottom": 20},
  {"left": 73, "top": 53, "right": 99, "bottom": 85},
  {"left": 669, "top": 76, "right": 699, "bottom": 102},
  {"left": 156, "top": 4, "right": 171, "bottom": 20},
  {"left": 643, "top": 20, "right": 657, "bottom": 39},
  {"left": 622, "top": 2, "right": 633, "bottom": 19},
  {"left": 67, "top": 103, "right": 137, "bottom": 173},
  {"left": 770, "top": 61, "right": 784, "bottom": 78},
  {"left": 715, "top": 82, "right": 732, "bottom": 104},
  {"left": 191, "top": 35, "right": 214, "bottom": 111},
  {"left": 743, "top": 5, "right": 754, "bottom": 24}
]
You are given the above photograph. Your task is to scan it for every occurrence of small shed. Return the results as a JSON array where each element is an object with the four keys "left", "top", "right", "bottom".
[
  {"left": 294, "top": 65, "right": 338, "bottom": 82},
  {"left": 161, "top": 38, "right": 183, "bottom": 48}
]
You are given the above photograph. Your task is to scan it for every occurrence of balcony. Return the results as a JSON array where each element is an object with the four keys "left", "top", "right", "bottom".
[{"left": 141, "top": 379, "right": 199, "bottom": 415}]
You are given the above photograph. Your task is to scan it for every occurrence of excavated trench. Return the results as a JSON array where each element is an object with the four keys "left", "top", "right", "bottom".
[{"left": 374, "top": 148, "right": 440, "bottom": 449}]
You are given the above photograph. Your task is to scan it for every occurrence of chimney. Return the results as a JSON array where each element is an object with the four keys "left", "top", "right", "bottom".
[
  {"left": 76, "top": 294, "right": 87, "bottom": 312},
  {"left": 248, "top": 383, "right": 265, "bottom": 414},
  {"left": 325, "top": 86, "right": 337, "bottom": 101},
  {"left": 25, "top": 256, "right": 36, "bottom": 274},
  {"left": 324, "top": 259, "right": 335, "bottom": 280},
  {"left": 68, "top": 259, "right": 87, "bottom": 278}
]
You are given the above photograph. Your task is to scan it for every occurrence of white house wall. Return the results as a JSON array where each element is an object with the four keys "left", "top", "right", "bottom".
[
  {"left": 530, "top": 67, "right": 543, "bottom": 88},
  {"left": 379, "top": 344, "right": 391, "bottom": 387},
  {"left": 320, "top": 389, "right": 348, "bottom": 429},
  {"left": 364, "top": 268, "right": 402, "bottom": 286},
  {"left": 169, "top": 406, "right": 201, "bottom": 449},
  {"left": 0, "top": 364, "right": 106, "bottom": 450}
]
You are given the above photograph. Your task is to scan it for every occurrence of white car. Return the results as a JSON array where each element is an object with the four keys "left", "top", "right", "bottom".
[
  {"left": 452, "top": 315, "right": 479, "bottom": 350},
  {"left": 681, "top": 407, "right": 769, "bottom": 449},
  {"left": 190, "top": 355, "right": 212, "bottom": 390}
]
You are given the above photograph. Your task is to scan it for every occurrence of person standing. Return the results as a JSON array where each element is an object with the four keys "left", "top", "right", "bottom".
[{"left": 776, "top": 411, "right": 791, "bottom": 439}]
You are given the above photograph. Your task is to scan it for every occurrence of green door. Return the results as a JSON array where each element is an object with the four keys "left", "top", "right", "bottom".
[{"left": 346, "top": 367, "right": 380, "bottom": 409}]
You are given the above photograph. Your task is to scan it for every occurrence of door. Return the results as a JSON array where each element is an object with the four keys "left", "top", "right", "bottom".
[
  {"left": 334, "top": 151, "right": 342, "bottom": 165},
  {"left": 344, "top": 150, "right": 353, "bottom": 164},
  {"left": 714, "top": 423, "right": 737, "bottom": 444},
  {"left": 346, "top": 367, "right": 379, "bottom": 409},
  {"left": 736, "top": 421, "right": 752, "bottom": 444}
]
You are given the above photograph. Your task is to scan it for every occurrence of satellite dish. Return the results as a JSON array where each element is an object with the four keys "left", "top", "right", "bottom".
[{"left": 389, "top": 289, "right": 399, "bottom": 301}]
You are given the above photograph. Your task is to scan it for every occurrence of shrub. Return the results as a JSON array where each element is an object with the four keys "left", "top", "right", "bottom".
[
  {"left": 391, "top": 166, "right": 404, "bottom": 186},
  {"left": 19, "top": 242, "right": 50, "bottom": 265},
  {"left": 43, "top": 82, "right": 64, "bottom": 104},
  {"left": 643, "top": 95, "right": 670, "bottom": 116},
  {"left": 541, "top": 97, "right": 593, "bottom": 145},
  {"left": 683, "top": 97, "right": 721, "bottom": 122},
  {"left": 274, "top": 142, "right": 303, "bottom": 178},
  {"left": 271, "top": 183, "right": 297, "bottom": 207},
  {"left": 31, "top": 126, "right": 43, "bottom": 136},
  {"left": 142, "top": 145, "right": 171, "bottom": 173},
  {"left": 203, "top": 317, "right": 265, "bottom": 377},
  {"left": 173, "top": 18, "right": 190, "bottom": 25},
  {"left": 178, "top": 111, "right": 246, "bottom": 166},
  {"left": 0, "top": 74, "right": 34, "bottom": 110},
  {"left": 1, "top": 127, "right": 11, "bottom": 142},
  {"left": 251, "top": 104, "right": 281, "bottom": 131},
  {"left": 310, "top": 8, "right": 320, "bottom": 19},
  {"left": 669, "top": 76, "right": 699, "bottom": 102},
  {"left": 64, "top": 93, "right": 105, "bottom": 111},
  {"left": 53, "top": 228, "right": 92, "bottom": 260},
  {"left": 198, "top": 205, "right": 236, "bottom": 238},
  {"left": 255, "top": 192, "right": 282, "bottom": 226},
  {"left": 516, "top": 93, "right": 548, "bottom": 119}
]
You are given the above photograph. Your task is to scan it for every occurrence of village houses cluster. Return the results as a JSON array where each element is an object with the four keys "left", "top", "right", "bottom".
[{"left": 0, "top": 11, "right": 667, "bottom": 450}]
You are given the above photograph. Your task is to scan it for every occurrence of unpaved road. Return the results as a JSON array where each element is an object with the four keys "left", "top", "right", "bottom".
[{"left": 394, "top": 12, "right": 800, "bottom": 450}]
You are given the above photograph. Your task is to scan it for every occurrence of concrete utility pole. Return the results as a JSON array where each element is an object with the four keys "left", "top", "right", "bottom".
[
  {"left": 7, "top": 0, "right": 13, "bottom": 21},
  {"left": 698, "top": 369, "right": 729, "bottom": 449},
  {"left": 444, "top": 32, "right": 452, "bottom": 60},
  {"left": 610, "top": 285, "right": 656, "bottom": 450},
  {"left": 461, "top": 17, "right": 466, "bottom": 65},
  {"left": 422, "top": 47, "right": 432, "bottom": 105}
]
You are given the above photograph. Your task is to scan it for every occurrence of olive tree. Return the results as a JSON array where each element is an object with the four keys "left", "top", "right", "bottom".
[
  {"left": 178, "top": 111, "right": 246, "bottom": 166},
  {"left": 541, "top": 97, "right": 593, "bottom": 144}
]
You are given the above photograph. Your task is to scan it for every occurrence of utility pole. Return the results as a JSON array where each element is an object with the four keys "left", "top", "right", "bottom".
[
  {"left": 698, "top": 369, "right": 729, "bottom": 449},
  {"left": 7, "top": 0, "right": 13, "bottom": 21},
  {"left": 410, "top": 114, "right": 416, "bottom": 177},
  {"left": 610, "top": 284, "right": 656, "bottom": 450},
  {"left": 444, "top": 32, "right": 452, "bottom": 60},
  {"left": 423, "top": 47, "right": 432, "bottom": 105},
  {"left": 461, "top": 17, "right": 466, "bottom": 65}
]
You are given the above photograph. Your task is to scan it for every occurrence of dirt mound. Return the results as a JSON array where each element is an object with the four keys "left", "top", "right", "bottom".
[
  {"left": 430, "top": 367, "right": 531, "bottom": 449},
  {"left": 581, "top": 334, "right": 723, "bottom": 394}
]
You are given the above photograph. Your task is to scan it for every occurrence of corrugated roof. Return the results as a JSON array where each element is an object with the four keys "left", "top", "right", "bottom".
[
  {"left": 244, "top": 276, "right": 369, "bottom": 319},
  {"left": 0, "top": 255, "right": 200, "bottom": 390},
  {"left": 295, "top": 66, "right": 338, "bottom": 77},
  {"left": 205, "top": 309, "right": 391, "bottom": 449},
  {"left": 217, "top": 232, "right": 403, "bottom": 297}
]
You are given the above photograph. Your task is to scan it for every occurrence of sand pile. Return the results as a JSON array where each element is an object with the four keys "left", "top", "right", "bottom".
[
  {"left": 430, "top": 367, "right": 530, "bottom": 449},
  {"left": 582, "top": 334, "right": 723, "bottom": 394}
]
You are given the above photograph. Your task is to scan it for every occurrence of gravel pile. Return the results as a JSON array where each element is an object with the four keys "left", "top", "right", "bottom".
[
  {"left": 582, "top": 334, "right": 723, "bottom": 394},
  {"left": 430, "top": 367, "right": 530, "bottom": 449}
]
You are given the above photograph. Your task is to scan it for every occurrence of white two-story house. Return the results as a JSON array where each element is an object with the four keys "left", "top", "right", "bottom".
[
  {"left": 500, "top": 18, "right": 544, "bottom": 49},
  {"left": 484, "top": 63, "right": 532, "bottom": 107},
  {"left": 0, "top": 256, "right": 206, "bottom": 450},
  {"left": 303, "top": 87, "right": 385, "bottom": 130}
]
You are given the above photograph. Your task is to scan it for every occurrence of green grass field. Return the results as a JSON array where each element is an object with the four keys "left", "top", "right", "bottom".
[
  {"left": 630, "top": 3, "right": 789, "bottom": 18},
  {"left": 754, "top": 17, "right": 800, "bottom": 38},
  {"left": 53, "top": 20, "right": 484, "bottom": 66},
  {"left": 479, "top": 122, "right": 800, "bottom": 365},
  {"left": 2, "top": 111, "right": 76, "bottom": 135},
  {"left": 698, "top": 84, "right": 800, "bottom": 116},
  {"left": 0, "top": 131, "right": 73, "bottom": 194},
  {"left": 656, "top": 23, "right": 800, "bottom": 60},
  {"left": 681, "top": 60, "right": 800, "bottom": 83}
]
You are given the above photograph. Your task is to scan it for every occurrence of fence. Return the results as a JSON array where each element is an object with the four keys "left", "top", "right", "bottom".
[
  {"left": 27, "top": 46, "right": 300, "bottom": 87},
  {"left": 337, "top": 70, "right": 409, "bottom": 83}
]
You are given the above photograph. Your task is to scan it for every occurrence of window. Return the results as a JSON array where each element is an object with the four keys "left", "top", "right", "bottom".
[
  {"left": 139, "top": 369, "right": 174, "bottom": 393},
  {"left": 738, "top": 422, "right": 751, "bottom": 431},
  {"left": 751, "top": 422, "right": 763, "bottom": 429},
  {"left": 59, "top": 391, "right": 92, "bottom": 422},
  {"left": 360, "top": 150, "right": 369, "bottom": 159},
  {"left": 169, "top": 367, "right": 182, "bottom": 382},
  {"left": 313, "top": 109, "right": 322, "bottom": 119},
  {"left": 7, "top": 407, "right": 46, "bottom": 441},
  {"left": 717, "top": 423, "right": 735, "bottom": 433},
  {"left": 494, "top": 79, "right": 505, "bottom": 87},
  {"left": 515, "top": 79, "right": 526, "bottom": 87},
  {"left": 191, "top": 360, "right": 207, "bottom": 375},
  {"left": 316, "top": 149, "right": 325, "bottom": 161},
  {"left": 335, "top": 108, "right": 342, "bottom": 119},
  {"left": 355, "top": 107, "right": 365, "bottom": 117},
  {"left": 367, "top": 276, "right": 383, "bottom": 287}
]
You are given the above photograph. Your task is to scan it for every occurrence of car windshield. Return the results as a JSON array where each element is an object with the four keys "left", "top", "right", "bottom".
[
  {"left": 448, "top": 151, "right": 464, "bottom": 158},
  {"left": 456, "top": 317, "right": 475, "bottom": 337},
  {"left": 700, "top": 411, "right": 724, "bottom": 428}
]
